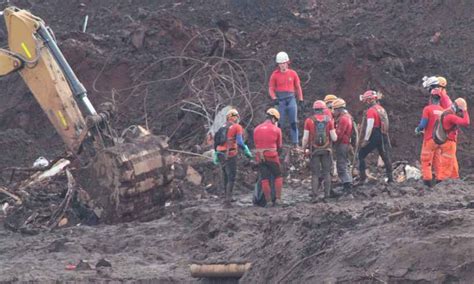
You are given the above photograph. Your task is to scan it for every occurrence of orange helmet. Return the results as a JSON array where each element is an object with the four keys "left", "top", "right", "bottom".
[
  {"left": 313, "top": 100, "right": 327, "bottom": 110},
  {"left": 226, "top": 108, "right": 239, "bottom": 120},
  {"left": 437, "top": 76, "right": 447, "bottom": 88},
  {"left": 454, "top": 98, "right": 467, "bottom": 111},
  {"left": 360, "top": 90, "right": 378, "bottom": 103},
  {"left": 266, "top": 108, "right": 280, "bottom": 121},
  {"left": 332, "top": 98, "right": 346, "bottom": 109}
]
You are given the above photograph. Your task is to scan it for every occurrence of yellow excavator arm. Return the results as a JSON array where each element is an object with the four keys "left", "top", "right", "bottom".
[
  {"left": 0, "top": 7, "right": 175, "bottom": 223},
  {"left": 0, "top": 7, "right": 93, "bottom": 153}
]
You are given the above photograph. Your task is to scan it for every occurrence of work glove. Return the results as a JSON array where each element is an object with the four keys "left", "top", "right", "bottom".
[
  {"left": 243, "top": 145, "right": 253, "bottom": 159},
  {"left": 272, "top": 99, "right": 279, "bottom": 107},
  {"left": 213, "top": 151, "right": 220, "bottom": 165},
  {"left": 298, "top": 100, "right": 305, "bottom": 113},
  {"left": 414, "top": 127, "right": 423, "bottom": 136}
]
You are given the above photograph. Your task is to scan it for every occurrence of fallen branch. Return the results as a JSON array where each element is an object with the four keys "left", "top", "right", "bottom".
[
  {"left": 0, "top": 186, "right": 22, "bottom": 205},
  {"left": 168, "top": 149, "right": 212, "bottom": 160},
  {"left": 47, "top": 169, "right": 76, "bottom": 229}
]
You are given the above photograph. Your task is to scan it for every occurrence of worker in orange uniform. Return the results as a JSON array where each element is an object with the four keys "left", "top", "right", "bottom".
[
  {"left": 302, "top": 100, "right": 338, "bottom": 201},
  {"left": 358, "top": 90, "right": 393, "bottom": 183},
  {"left": 268, "top": 51, "right": 304, "bottom": 146},
  {"left": 415, "top": 89, "right": 444, "bottom": 187},
  {"left": 254, "top": 108, "right": 283, "bottom": 206},
  {"left": 213, "top": 108, "right": 253, "bottom": 207},
  {"left": 437, "top": 98, "right": 470, "bottom": 180},
  {"left": 332, "top": 98, "right": 354, "bottom": 193},
  {"left": 422, "top": 76, "right": 452, "bottom": 109}
]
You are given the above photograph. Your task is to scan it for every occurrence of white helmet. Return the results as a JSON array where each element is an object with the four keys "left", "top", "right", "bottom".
[
  {"left": 422, "top": 76, "right": 439, "bottom": 89},
  {"left": 276, "top": 51, "right": 289, "bottom": 64}
]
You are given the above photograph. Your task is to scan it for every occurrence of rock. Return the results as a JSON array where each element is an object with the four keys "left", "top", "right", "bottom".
[
  {"left": 96, "top": 258, "right": 112, "bottom": 268},
  {"left": 58, "top": 218, "right": 68, "bottom": 227},
  {"left": 186, "top": 166, "right": 202, "bottom": 185},
  {"left": 75, "top": 260, "right": 92, "bottom": 271}
]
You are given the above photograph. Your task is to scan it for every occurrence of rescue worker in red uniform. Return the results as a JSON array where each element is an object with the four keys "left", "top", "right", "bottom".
[
  {"left": 213, "top": 108, "right": 253, "bottom": 206},
  {"left": 268, "top": 51, "right": 304, "bottom": 146},
  {"left": 415, "top": 89, "right": 444, "bottom": 187},
  {"left": 332, "top": 98, "right": 354, "bottom": 193},
  {"left": 302, "top": 100, "right": 338, "bottom": 200},
  {"left": 253, "top": 108, "right": 283, "bottom": 206},
  {"left": 358, "top": 90, "right": 393, "bottom": 183},
  {"left": 422, "top": 76, "right": 452, "bottom": 109},
  {"left": 437, "top": 98, "right": 470, "bottom": 180}
]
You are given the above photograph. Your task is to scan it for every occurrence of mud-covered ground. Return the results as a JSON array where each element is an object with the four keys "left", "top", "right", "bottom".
[
  {"left": 2, "top": 180, "right": 474, "bottom": 283},
  {"left": 1, "top": 0, "right": 474, "bottom": 283}
]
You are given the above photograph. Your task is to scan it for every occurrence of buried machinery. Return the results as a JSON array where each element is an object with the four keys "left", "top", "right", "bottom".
[{"left": 0, "top": 7, "right": 174, "bottom": 222}]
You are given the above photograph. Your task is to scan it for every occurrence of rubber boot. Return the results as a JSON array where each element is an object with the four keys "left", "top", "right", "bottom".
[
  {"left": 343, "top": 182, "right": 353, "bottom": 194},
  {"left": 224, "top": 182, "right": 234, "bottom": 207},
  {"left": 423, "top": 179, "right": 434, "bottom": 188},
  {"left": 387, "top": 172, "right": 394, "bottom": 183}
]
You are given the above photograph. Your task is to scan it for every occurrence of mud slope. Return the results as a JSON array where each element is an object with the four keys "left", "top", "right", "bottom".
[
  {"left": 1, "top": 180, "right": 474, "bottom": 282},
  {"left": 0, "top": 0, "right": 473, "bottom": 169}
]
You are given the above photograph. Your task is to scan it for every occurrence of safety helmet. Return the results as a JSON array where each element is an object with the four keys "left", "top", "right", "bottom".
[
  {"left": 422, "top": 76, "right": 439, "bottom": 89},
  {"left": 276, "top": 51, "right": 290, "bottom": 64},
  {"left": 437, "top": 76, "right": 447, "bottom": 88},
  {"left": 324, "top": 94, "right": 338, "bottom": 104},
  {"left": 313, "top": 100, "right": 327, "bottom": 110},
  {"left": 266, "top": 108, "right": 280, "bottom": 121},
  {"left": 226, "top": 108, "right": 240, "bottom": 119},
  {"left": 454, "top": 98, "right": 467, "bottom": 111},
  {"left": 360, "top": 90, "right": 379, "bottom": 103},
  {"left": 332, "top": 98, "right": 346, "bottom": 109}
]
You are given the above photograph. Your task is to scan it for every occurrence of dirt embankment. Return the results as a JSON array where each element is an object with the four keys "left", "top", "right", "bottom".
[
  {"left": 1, "top": 0, "right": 473, "bottom": 170},
  {"left": 2, "top": 180, "right": 474, "bottom": 283},
  {"left": 0, "top": 1, "right": 474, "bottom": 283}
]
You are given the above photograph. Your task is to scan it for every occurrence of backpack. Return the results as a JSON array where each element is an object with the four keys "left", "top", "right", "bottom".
[
  {"left": 311, "top": 115, "right": 330, "bottom": 148},
  {"left": 213, "top": 122, "right": 231, "bottom": 150},
  {"left": 433, "top": 110, "right": 454, "bottom": 145},
  {"left": 375, "top": 106, "right": 389, "bottom": 134}
]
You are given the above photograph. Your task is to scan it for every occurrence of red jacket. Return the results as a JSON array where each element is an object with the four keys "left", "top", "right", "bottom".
[
  {"left": 366, "top": 104, "right": 384, "bottom": 128},
  {"left": 421, "top": 104, "right": 443, "bottom": 142},
  {"left": 268, "top": 69, "right": 303, "bottom": 101},
  {"left": 442, "top": 110, "right": 470, "bottom": 142},
  {"left": 254, "top": 120, "right": 282, "bottom": 161},
  {"left": 335, "top": 112, "right": 353, "bottom": 145}
]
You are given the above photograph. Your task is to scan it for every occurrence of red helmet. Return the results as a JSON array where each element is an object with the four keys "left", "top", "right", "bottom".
[
  {"left": 360, "top": 90, "right": 378, "bottom": 103},
  {"left": 313, "top": 100, "right": 327, "bottom": 110}
]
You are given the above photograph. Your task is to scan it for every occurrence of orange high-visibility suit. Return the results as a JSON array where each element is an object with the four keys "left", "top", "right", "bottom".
[{"left": 438, "top": 109, "right": 470, "bottom": 180}]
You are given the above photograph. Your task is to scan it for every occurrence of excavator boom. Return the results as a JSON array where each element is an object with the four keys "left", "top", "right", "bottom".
[
  {"left": 1, "top": 7, "right": 88, "bottom": 153},
  {"left": 0, "top": 7, "right": 175, "bottom": 223}
]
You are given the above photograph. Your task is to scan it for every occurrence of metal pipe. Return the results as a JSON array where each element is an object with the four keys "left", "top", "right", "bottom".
[{"left": 37, "top": 25, "right": 97, "bottom": 115}]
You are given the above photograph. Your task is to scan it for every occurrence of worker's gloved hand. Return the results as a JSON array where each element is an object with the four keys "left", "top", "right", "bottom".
[
  {"left": 298, "top": 100, "right": 305, "bottom": 112},
  {"left": 213, "top": 151, "right": 220, "bottom": 165},
  {"left": 414, "top": 127, "right": 422, "bottom": 135},
  {"left": 243, "top": 145, "right": 253, "bottom": 159},
  {"left": 272, "top": 99, "right": 279, "bottom": 107}
]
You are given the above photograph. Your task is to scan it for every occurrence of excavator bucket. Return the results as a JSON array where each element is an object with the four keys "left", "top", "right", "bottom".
[{"left": 78, "top": 134, "right": 175, "bottom": 223}]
